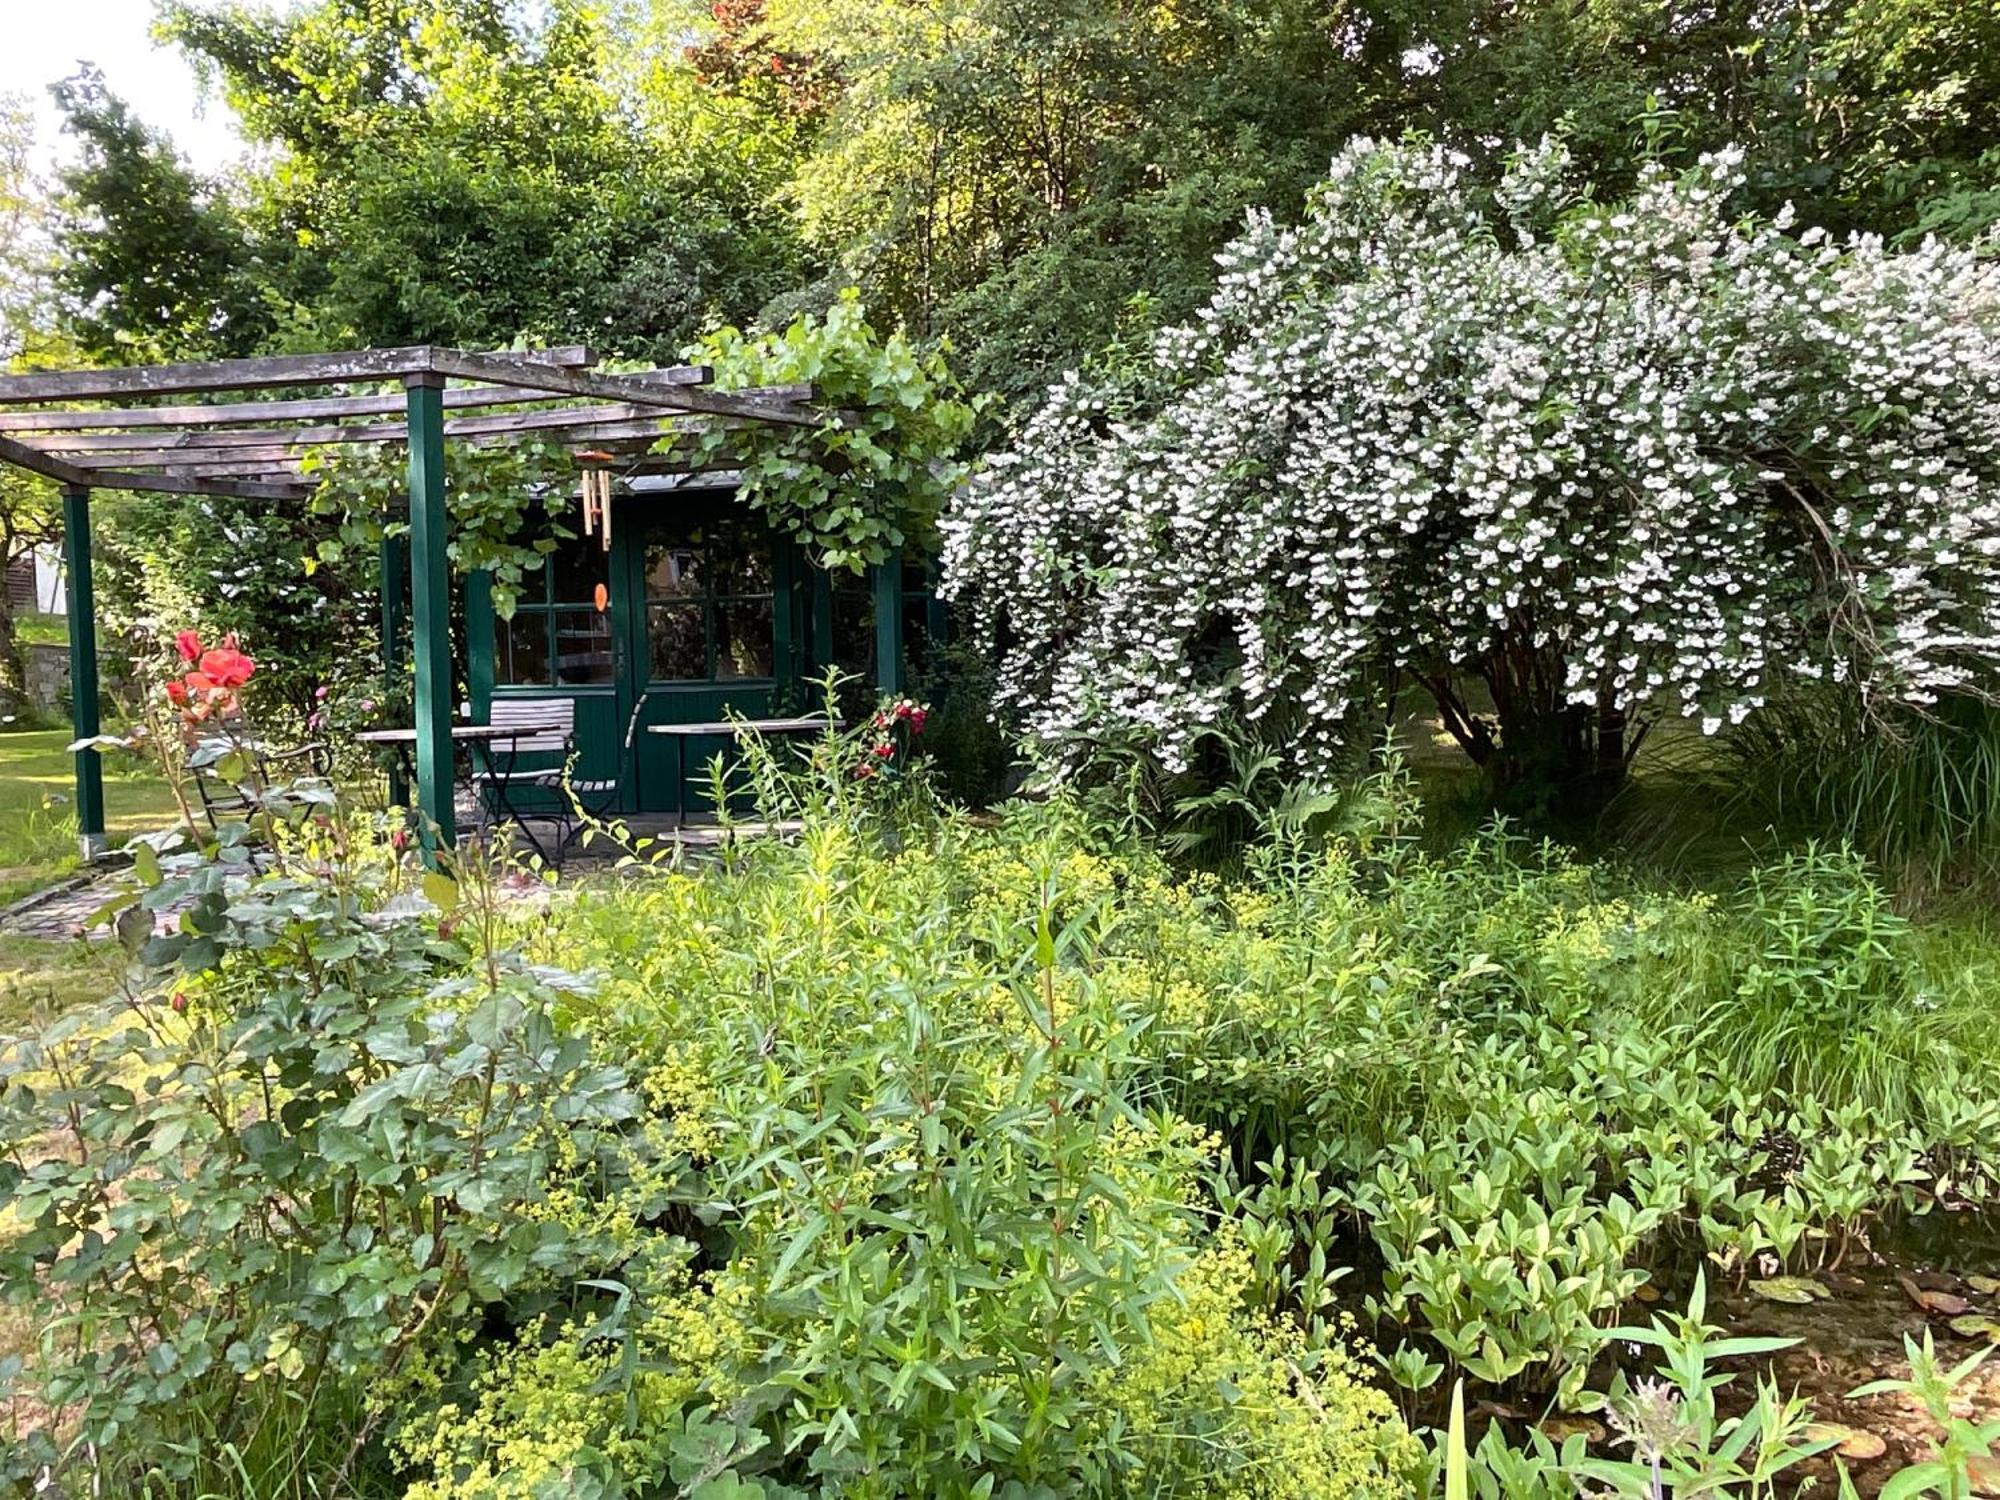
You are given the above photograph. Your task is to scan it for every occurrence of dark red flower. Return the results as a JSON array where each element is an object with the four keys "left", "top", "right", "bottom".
[
  {"left": 170, "top": 991, "right": 188, "bottom": 1013},
  {"left": 165, "top": 680, "right": 189, "bottom": 707}
]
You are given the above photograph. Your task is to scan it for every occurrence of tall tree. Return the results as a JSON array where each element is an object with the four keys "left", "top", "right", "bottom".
[
  {"left": 142, "top": 0, "right": 812, "bottom": 358},
  {"left": 50, "top": 68, "right": 272, "bottom": 360},
  {"left": 0, "top": 97, "right": 62, "bottom": 708}
]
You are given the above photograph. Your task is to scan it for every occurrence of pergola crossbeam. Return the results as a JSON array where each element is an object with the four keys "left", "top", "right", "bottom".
[
  {"left": 429, "top": 349, "right": 820, "bottom": 428},
  {"left": 20, "top": 402, "right": 767, "bottom": 455},
  {"left": 0, "top": 345, "right": 604, "bottom": 405},
  {"left": 54, "top": 422, "right": 728, "bottom": 474},
  {"left": 0, "top": 433, "right": 308, "bottom": 500},
  {"left": 0, "top": 366, "right": 760, "bottom": 433}
]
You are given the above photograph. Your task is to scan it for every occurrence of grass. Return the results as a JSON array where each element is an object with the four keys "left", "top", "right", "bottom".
[
  {"left": 14, "top": 612, "right": 67, "bottom": 649},
  {"left": 0, "top": 728, "right": 185, "bottom": 905},
  {"left": 0, "top": 935, "right": 126, "bottom": 1029}
]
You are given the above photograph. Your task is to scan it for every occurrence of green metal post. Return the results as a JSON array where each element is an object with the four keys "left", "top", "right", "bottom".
[
  {"left": 871, "top": 549, "right": 905, "bottom": 697},
  {"left": 464, "top": 570, "right": 493, "bottom": 719},
  {"left": 60, "top": 486, "right": 105, "bottom": 858},
  {"left": 406, "top": 374, "right": 454, "bottom": 856},
  {"left": 810, "top": 567, "right": 834, "bottom": 674},
  {"left": 379, "top": 518, "right": 408, "bottom": 806}
]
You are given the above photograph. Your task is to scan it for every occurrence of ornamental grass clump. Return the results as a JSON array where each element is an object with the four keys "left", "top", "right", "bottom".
[{"left": 942, "top": 136, "right": 2000, "bottom": 806}]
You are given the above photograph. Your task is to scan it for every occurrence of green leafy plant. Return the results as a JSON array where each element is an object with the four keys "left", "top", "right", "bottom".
[
  {"left": 683, "top": 290, "right": 982, "bottom": 572},
  {"left": 1849, "top": 1334, "right": 2000, "bottom": 1498},
  {"left": 0, "top": 810, "right": 643, "bottom": 1493},
  {"left": 303, "top": 436, "right": 578, "bottom": 619}
]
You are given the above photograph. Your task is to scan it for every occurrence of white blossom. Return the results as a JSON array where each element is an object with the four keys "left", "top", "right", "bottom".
[{"left": 940, "top": 139, "right": 2000, "bottom": 780}]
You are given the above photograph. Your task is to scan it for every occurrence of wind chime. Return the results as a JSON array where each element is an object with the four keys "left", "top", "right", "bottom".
[{"left": 575, "top": 449, "right": 616, "bottom": 553}]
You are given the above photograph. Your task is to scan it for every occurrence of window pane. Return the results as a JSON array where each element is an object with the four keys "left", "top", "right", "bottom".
[
  {"left": 648, "top": 602, "right": 707, "bottom": 681},
  {"left": 551, "top": 531, "right": 610, "bottom": 606},
  {"left": 708, "top": 518, "right": 774, "bottom": 595},
  {"left": 830, "top": 587, "right": 875, "bottom": 678},
  {"left": 715, "top": 599, "right": 774, "bottom": 680},
  {"left": 552, "top": 608, "right": 615, "bottom": 685},
  {"left": 498, "top": 612, "right": 550, "bottom": 686},
  {"left": 644, "top": 535, "right": 706, "bottom": 599}
]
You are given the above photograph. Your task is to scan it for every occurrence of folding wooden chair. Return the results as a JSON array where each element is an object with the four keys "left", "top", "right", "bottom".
[{"left": 470, "top": 698, "right": 575, "bottom": 863}]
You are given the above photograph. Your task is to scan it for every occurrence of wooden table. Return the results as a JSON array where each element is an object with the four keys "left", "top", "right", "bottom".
[
  {"left": 647, "top": 716, "right": 840, "bottom": 826},
  {"left": 356, "top": 724, "right": 521, "bottom": 809}
]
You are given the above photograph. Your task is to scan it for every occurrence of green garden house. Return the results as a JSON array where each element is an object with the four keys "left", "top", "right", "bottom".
[{"left": 0, "top": 345, "right": 933, "bottom": 855}]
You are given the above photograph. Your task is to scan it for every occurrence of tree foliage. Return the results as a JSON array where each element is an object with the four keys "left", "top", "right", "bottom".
[
  {"left": 941, "top": 138, "right": 2000, "bottom": 801},
  {"left": 0, "top": 97, "right": 63, "bottom": 708},
  {"left": 56, "top": 0, "right": 814, "bottom": 360},
  {"left": 45, "top": 0, "right": 2000, "bottom": 402},
  {"left": 49, "top": 68, "right": 267, "bottom": 362}
]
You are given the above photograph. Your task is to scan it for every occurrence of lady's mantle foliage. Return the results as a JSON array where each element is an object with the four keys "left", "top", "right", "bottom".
[{"left": 940, "top": 137, "right": 2000, "bottom": 780}]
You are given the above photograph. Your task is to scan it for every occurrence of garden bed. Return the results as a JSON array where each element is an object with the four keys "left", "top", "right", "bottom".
[{"left": 3, "top": 748, "right": 1998, "bottom": 1496}]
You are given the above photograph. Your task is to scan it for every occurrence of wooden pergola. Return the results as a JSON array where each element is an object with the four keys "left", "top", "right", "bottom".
[{"left": 0, "top": 344, "right": 877, "bottom": 860}]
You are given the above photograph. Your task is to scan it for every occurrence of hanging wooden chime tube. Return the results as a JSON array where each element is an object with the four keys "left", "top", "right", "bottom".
[{"left": 574, "top": 450, "right": 615, "bottom": 551}]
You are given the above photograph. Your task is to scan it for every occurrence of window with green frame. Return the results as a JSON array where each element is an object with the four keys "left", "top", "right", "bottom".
[
  {"left": 641, "top": 515, "right": 776, "bottom": 682},
  {"left": 493, "top": 533, "right": 614, "bottom": 687},
  {"left": 827, "top": 558, "right": 940, "bottom": 680}
]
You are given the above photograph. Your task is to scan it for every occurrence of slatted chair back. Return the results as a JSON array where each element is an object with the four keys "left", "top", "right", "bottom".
[{"left": 489, "top": 697, "right": 574, "bottom": 755}]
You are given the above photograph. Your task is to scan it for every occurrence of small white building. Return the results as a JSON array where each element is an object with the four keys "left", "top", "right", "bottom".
[{"left": 33, "top": 545, "right": 63, "bottom": 613}]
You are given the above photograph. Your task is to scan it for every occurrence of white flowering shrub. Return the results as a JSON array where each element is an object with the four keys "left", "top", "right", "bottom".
[{"left": 940, "top": 138, "right": 2000, "bottom": 800}]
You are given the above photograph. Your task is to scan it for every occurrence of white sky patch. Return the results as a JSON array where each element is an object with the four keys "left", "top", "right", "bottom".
[{"left": 0, "top": 0, "right": 271, "bottom": 175}]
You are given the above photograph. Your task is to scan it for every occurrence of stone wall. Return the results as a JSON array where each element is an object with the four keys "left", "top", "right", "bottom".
[{"left": 20, "top": 642, "right": 131, "bottom": 713}]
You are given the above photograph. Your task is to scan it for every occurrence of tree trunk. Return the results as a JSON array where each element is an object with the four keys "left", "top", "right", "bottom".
[
  {"left": 0, "top": 592, "right": 25, "bottom": 714},
  {"left": 1488, "top": 700, "right": 1631, "bottom": 815}
]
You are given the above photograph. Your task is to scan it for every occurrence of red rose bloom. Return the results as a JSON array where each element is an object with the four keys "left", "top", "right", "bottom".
[
  {"left": 174, "top": 630, "right": 202, "bottom": 663},
  {"left": 165, "top": 680, "right": 189, "bottom": 707},
  {"left": 195, "top": 643, "right": 255, "bottom": 689}
]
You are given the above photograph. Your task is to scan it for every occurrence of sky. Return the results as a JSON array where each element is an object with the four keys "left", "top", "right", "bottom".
[{"left": 2, "top": 1, "right": 269, "bottom": 175}]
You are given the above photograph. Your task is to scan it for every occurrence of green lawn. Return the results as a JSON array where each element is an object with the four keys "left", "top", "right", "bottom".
[
  {"left": 0, "top": 934, "right": 130, "bottom": 1028},
  {"left": 15, "top": 611, "right": 67, "bottom": 649},
  {"left": 0, "top": 728, "right": 185, "bottom": 905}
]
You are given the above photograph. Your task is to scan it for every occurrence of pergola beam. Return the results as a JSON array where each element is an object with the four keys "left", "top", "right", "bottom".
[
  {"left": 0, "top": 344, "right": 598, "bottom": 405},
  {"left": 0, "top": 433, "right": 94, "bottom": 488},
  {"left": 429, "top": 349, "right": 821, "bottom": 429},
  {"left": 0, "top": 433, "right": 309, "bottom": 500},
  {"left": 55, "top": 421, "right": 722, "bottom": 472},
  {"left": 0, "top": 366, "right": 744, "bottom": 433},
  {"left": 27, "top": 403, "right": 746, "bottom": 454}
]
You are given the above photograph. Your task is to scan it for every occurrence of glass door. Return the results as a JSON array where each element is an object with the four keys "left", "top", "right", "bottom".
[{"left": 621, "top": 502, "right": 795, "bottom": 815}]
